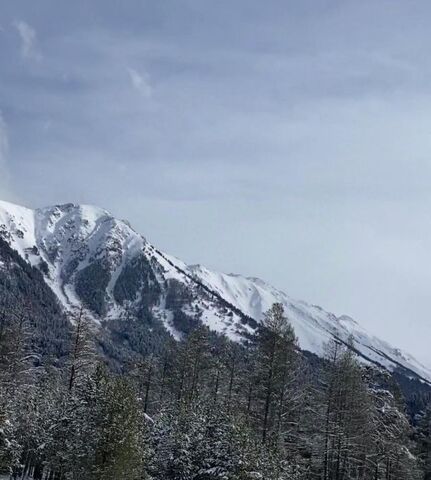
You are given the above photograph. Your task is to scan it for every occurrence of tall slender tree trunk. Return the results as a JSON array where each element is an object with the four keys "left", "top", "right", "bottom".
[
  {"left": 68, "top": 308, "right": 83, "bottom": 391},
  {"left": 262, "top": 336, "right": 276, "bottom": 444},
  {"left": 323, "top": 342, "right": 339, "bottom": 480}
]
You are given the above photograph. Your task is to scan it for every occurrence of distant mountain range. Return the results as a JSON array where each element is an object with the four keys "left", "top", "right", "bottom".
[{"left": 0, "top": 199, "right": 430, "bottom": 383}]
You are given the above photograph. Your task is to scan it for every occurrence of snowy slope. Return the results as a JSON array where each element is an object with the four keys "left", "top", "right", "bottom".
[
  {"left": 0, "top": 199, "right": 430, "bottom": 383},
  {"left": 186, "top": 265, "right": 431, "bottom": 382}
]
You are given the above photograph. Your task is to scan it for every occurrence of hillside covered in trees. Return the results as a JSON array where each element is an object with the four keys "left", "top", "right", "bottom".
[{"left": 1, "top": 300, "right": 431, "bottom": 480}]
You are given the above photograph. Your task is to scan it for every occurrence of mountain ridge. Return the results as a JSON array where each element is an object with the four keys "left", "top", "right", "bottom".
[{"left": 0, "top": 199, "right": 430, "bottom": 383}]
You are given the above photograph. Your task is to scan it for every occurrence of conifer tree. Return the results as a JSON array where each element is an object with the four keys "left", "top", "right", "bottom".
[
  {"left": 67, "top": 307, "right": 95, "bottom": 392},
  {"left": 254, "top": 303, "right": 298, "bottom": 445},
  {"left": 416, "top": 403, "right": 431, "bottom": 479}
]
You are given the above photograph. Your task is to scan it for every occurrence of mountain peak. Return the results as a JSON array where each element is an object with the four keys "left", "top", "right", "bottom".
[{"left": 0, "top": 198, "right": 430, "bottom": 383}]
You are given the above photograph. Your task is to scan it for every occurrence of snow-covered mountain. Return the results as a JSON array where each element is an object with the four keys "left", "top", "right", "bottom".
[{"left": 1, "top": 199, "right": 430, "bottom": 383}]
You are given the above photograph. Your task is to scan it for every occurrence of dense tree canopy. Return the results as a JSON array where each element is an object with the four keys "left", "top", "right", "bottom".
[{"left": 0, "top": 301, "right": 429, "bottom": 479}]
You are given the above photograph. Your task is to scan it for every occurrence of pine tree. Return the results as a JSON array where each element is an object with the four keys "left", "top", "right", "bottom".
[
  {"left": 150, "top": 403, "right": 197, "bottom": 479},
  {"left": 317, "top": 338, "right": 374, "bottom": 479},
  {"left": 91, "top": 373, "right": 147, "bottom": 480},
  {"left": 0, "top": 306, "right": 39, "bottom": 478},
  {"left": 0, "top": 307, "right": 37, "bottom": 394},
  {"left": 416, "top": 403, "right": 431, "bottom": 479},
  {"left": 370, "top": 382, "right": 422, "bottom": 480},
  {"left": 67, "top": 307, "right": 95, "bottom": 392},
  {"left": 254, "top": 303, "right": 299, "bottom": 445},
  {"left": 173, "top": 326, "right": 212, "bottom": 406},
  {"left": 128, "top": 353, "right": 159, "bottom": 414}
]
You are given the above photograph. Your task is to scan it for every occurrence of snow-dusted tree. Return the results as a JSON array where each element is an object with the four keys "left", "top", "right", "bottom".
[
  {"left": 128, "top": 353, "right": 159, "bottom": 414},
  {"left": 91, "top": 373, "right": 147, "bottom": 479},
  {"left": 369, "top": 379, "right": 422, "bottom": 480},
  {"left": 193, "top": 404, "right": 252, "bottom": 479},
  {"left": 253, "top": 303, "right": 299, "bottom": 445},
  {"left": 316, "top": 338, "right": 375, "bottom": 479},
  {"left": 313, "top": 338, "right": 423, "bottom": 480},
  {"left": 44, "top": 366, "right": 148, "bottom": 480},
  {"left": 416, "top": 402, "right": 431, "bottom": 479},
  {"left": 173, "top": 326, "right": 212, "bottom": 405},
  {"left": 0, "top": 306, "right": 38, "bottom": 477},
  {"left": 0, "top": 306, "right": 37, "bottom": 394},
  {"left": 149, "top": 404, "right": 197, "bottom": 479},
  {"left": 0, "top": 406, "right": 21, "bottom": 476},
  {"left": 149, "top": 398, "right": 269, "bottom": 480},
  {"left": 67, "top": 307, "right": 95, "bottom": 391}
]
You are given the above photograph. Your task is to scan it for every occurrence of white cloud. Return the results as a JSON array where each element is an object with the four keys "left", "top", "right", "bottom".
[
  {"left": 127, "top": 68, "right": 152, "bottom": 98},
  {"left": 13, "top": 20, "right": 41, "bottom": 60}
]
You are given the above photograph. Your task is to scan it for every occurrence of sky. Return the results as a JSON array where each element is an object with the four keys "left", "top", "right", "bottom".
[{"left": 1, "top": 0, "right": 431, "bottom": 364}]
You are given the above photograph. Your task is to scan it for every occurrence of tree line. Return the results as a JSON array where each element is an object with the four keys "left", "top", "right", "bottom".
[{"left": 0, "top": 302, "right": 430, "bottom": 479}]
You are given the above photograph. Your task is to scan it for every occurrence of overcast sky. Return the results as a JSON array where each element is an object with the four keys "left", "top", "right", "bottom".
[{"left": 1, "top": 0, "right": 431, "bottom": 364}]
